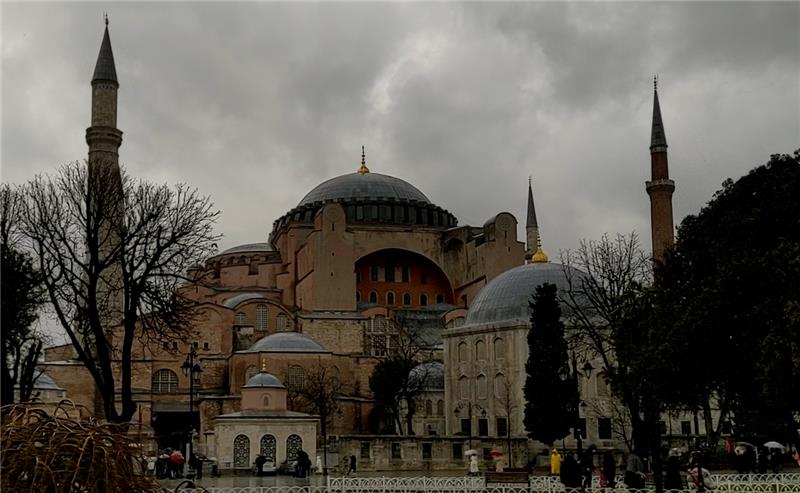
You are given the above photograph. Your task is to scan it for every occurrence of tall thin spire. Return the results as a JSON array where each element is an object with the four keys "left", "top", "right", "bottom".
[
  {"left": 646, "top": 76, "right": 675, "bottom": 265},
  {"left": 358, "top": 145, "right": 370, "bottom": 174},
  {"left": 650, "top": 75, "right": 667, "bottom": 150},
  {"left": 92, "top": 17, "right": 118, "bottom": 84},
  {"left": 525, "top": 177, "right": 540, "bottom": 259}
]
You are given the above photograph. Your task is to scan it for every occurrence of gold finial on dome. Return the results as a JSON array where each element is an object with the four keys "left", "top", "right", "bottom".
[
  {"left": 260, "top": 358, "right": 267, "bottom": 372},
  {"left": 358, "top": 145, "right": 370, "bottom": 174},
  {"left": 531, "top": 234, "right": 549, "bottom": 263}
]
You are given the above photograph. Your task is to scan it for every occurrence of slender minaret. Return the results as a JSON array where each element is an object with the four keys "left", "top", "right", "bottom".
[
  {"left": 646, "top": 76, "right": 675, "bottom": 264},
  {"left": 85, "top": 16, "right": 124, "bottom": 338},
  {"left": 525, "top": 177, "right": 539, "bottom": 260},
  {"left": 86, "top": 15, "right": 123, "bottom": 171}
]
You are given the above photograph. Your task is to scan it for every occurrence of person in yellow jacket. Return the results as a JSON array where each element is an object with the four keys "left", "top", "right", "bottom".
[{"left": 550, "top": 448, "right": 562, "bottom": 475}]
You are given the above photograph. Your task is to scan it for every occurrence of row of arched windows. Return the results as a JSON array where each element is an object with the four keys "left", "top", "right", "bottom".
[
  {"left": 234, "top": 305, "right": 290, "bottom": 331},
  {"left": 457, "top": 373, "right": 507, "bottom": 400},
  {"left": 357, "top": 291, "right": 446, "bottom": 306},
  {"left": 423, "top": 399, "right": 445, "bottom": 416},
  {"left": 457, "top": 338, "right": 505, "bottom": 363},
  {"left": 233, "top": 434, "right": 303, "bottom": 468}
]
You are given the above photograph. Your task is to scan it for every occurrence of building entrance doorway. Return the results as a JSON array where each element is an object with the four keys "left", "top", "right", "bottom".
[{"left": 151, "top": 411, "right": 198, "bottom": 451}]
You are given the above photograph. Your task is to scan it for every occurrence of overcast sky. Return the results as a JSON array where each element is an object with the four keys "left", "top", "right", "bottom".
[{"left": 3, "top": 1, "right": 799, "bottom": 262}]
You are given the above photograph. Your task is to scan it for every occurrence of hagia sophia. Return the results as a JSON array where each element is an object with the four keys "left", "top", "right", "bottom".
[{"left": 35, "top": 21, "right": 680, "bottom": 471}]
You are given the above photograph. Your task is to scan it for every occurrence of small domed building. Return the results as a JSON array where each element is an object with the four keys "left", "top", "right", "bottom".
[{"left": 213, "top": 364, "right": 318, "bottom": 470}]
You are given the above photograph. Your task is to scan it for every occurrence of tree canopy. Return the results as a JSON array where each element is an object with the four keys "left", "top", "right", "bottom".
[
  {"left": 655, "top": 150, "right": 800, "bottom": 447},
  {"left": 523, "top": 282, "right": 578, "bottom": 446}
]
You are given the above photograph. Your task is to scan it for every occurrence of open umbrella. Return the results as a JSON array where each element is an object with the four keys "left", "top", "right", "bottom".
[
  {"left": 464, "top": 449, "right": 479, "bottom": 456},
  {"left": 764, "top": 441, "right": 786, "bottom": 453},
  {"left": 489, "top": 450, "right": 504, "bottom": 457},
  {"left": 735, "top": 442, "right": 756, "bottom": 455}
]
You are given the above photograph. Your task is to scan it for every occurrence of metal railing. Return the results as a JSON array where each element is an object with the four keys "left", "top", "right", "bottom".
[{"left": 165, "top": 473, "right": 800, "bottom": 493}]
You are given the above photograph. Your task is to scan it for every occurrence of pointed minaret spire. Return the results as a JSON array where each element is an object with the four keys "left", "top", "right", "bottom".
[
  {"left": 92, "top": 16, "right": 118, "bottom": 84},
  {"left": 358, "top": 145, "right": 370, "bottom": 174},
  {"left": 525, "top": 177, "right": 540, "bottom": 260},
  {"left": 646, "top": 76, "right": 675, "bottom": 265}
]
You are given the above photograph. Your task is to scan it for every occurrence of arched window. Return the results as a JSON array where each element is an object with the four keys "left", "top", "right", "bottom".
[
  {"left": 287, "top": 365, "right": 305, "bottom": 388},
  {"left": 458, "top": 376, "right": 468, "bottom": 400},
  {"left": 425, "top": 400, "right": 433, "bottom": 416},
  {"left": 286, "top": 434, "right": 303, "bottom": 461},
  {"left": 403, "top": 293, "right": 412, "bottom": 305},
  {"left": 436, "top": 399, "right": 444, "bottom": 416},
  {"left": 458, "top": 342, "right": 468, "bottom": 363},
  {"left": 276, "top": 314, "right": 288, "bottom": 332},
  {"left": 152, "top": 369, "right": 178, "bottom": 393},
  {"left": 494, "top": 373, "right": 507, "bottom": 399},
  {"left": 494, "top": 338, "right": 505, "bottom": 359},
  {"left": 386, "top": 292, "right": 395, "bottom": 305},
  {"left": 263, "top": 394, "right": 271, "bottom": 407},
  {"left": 355, "top": 291, "right": 361, "bottom": 303},
  {"left": 235, "top": 312, "right": 246, "bottom": 326},
  {"left": 255, "top": 304, "right": 268, "bottom": 331},
  {"left": 245, "top": 365, "right": 259, "bottom": 382},
  {"left": 260, "top": 434, "right": 276, "bottom": 461},
  {"left": 475, "top": 340, "right": 486, "bottom": 361},
  {"left": 477, "top": 374, "right": 487, "bottom": 399},
  {"left": 436, "top": 293, "right": 445, "bottom": 304},
  {"left": 369, "top": 291, "right": 378, "bottom": 304},
  {"left": 597, "top": 372, "right": 610, "bottom": 397},
  {"left": 233, "top": 434, "right": 250, "bottom": 468},
  {"left": 420, "top": 294, "right": 428, "bottom": 306}
]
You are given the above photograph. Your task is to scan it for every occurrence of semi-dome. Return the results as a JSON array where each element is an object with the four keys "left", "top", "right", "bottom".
[
  {"left": 408, "top": 361, "right": 445, "bottom": 391},
  {"left": 243, "top": 371, "right": 285, "bottom": 389},
  {"left": 219, "top": 242, "right": 273, "bottom": 255},
  {"left": 223, "top": 292, "right": 269, "bottom": 308},
  {"left": 246, "top": 332, "right": 328, "bottom": 353},
  {"left": 464, "top": 262, "right": 586, "bottom": 327},
  {"left": 298, "top": 172, "right": 431, "bottom": 207}
]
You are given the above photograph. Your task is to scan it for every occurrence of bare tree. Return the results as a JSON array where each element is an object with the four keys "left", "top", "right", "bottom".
[
  {"left": 288, "top": 362, "right": 343, "bottom": 473},
  {"left": 18, "top": 162, "right": 220, "bottom": 423},
  {"left": 1, "top": 184, "right": 46, "bottom": 405},
  {"left": 496, "top": 373, "right": 519, "bottom": 466},
  {"left": 559, "top": 232, "right": 653, "bottom": 452}
]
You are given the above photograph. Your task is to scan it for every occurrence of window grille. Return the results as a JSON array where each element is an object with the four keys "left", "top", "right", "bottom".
[
  {"left": 152, "top": 369, "right": 178, "bottom": 393},
  {"left": 255, "top": 304, "right": 268, "bottom": 331}
]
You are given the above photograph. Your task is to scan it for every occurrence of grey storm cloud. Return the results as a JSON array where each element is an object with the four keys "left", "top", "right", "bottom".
[{"left": 3, "top": 1, "right": 799, "bottom": 261}]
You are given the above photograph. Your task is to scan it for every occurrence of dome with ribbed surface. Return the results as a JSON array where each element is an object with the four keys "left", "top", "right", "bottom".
[
  {"left": 464, "top": 262, "right": 587, "bottom": 327},
  {"left": 408, "top": 361, "right": 444, "bottom": 390},
  {"left": 219, "top": 243, "right": 273, "bottom": 255},
  {"left": 246, "top": 332, "right": 328, "bottom": 353},
  {"left": 298, "top": 172, "right": 430, "bottom": 207},
  {"left": 243, "top": 372, "right": 285, "bottom": 389}
]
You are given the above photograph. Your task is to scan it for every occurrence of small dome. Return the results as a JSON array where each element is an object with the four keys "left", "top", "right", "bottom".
[
  {"left": 223, "top": 292, "right": 268, "bottom": 308},
  {"left": 408, "top": 361, "right": 444, "bottom": 390},
  {"left": 219, "top": 242, "right": 273, "bottom": 255},
  {"left": 243, "top": 372, "right": 285, "bottom": 389},
  {"left": 464, "top": 262, "right": 586, "bottom": 327},
  {"left": 298, "top": 172, "right": 431, "bottom": 207},
  {"left": 246, "top": 332, "right": 328, "bottom": 353}
]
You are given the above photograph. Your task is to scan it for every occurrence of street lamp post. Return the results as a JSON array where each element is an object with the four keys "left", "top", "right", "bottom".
[{"left": 181, "top": 347, "right": 202, "bottom": 477}]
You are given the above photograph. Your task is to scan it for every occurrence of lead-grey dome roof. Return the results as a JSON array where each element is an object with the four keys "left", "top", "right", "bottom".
[
  {"left": 243, "top": 372, "right": 285, "bottom": 389},
  {"left": 220, "top": 243, "right": 273, "bottom": 255},
  {"left": 246, "top": 332, "right": 328, "bottom": 353},
  {"left": 298, "top": 172, "right": 431, "bottom": 207},
  {"left": 223, "top": 292, "right": 269, "bottom": 308},
  {"left": 409, "top": 361, "right": 444, "bottom": 391},
  {"left": 464, "top": 262, "right": 585, "bottom": 327}
]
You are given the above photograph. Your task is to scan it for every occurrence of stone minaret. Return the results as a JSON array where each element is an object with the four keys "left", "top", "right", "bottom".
[
  {"left": 85, "top": 17, "right": 124, "bottom": 338},
  {"left": 646, "top": 77, "right": 675, "bottom": 264},
  {"left": 86, "top": 16, "right": 122, "bottom": 171},
  {"left": 525, "top": 177, "right": 539, "bottom": 260}
]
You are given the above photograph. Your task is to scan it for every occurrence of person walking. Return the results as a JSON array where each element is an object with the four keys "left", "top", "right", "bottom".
[
  {"left": 348, "top": 454, "right": 357, "bottom": 476},
  {"left": 625, "top": 450, "right": 645, "bottom": 490},
  {"left": 601, "top": 451, "right": 616, "bottom": 488},
  {"left": 254, "top": 454, "right": 266, "bottom": 476},
  {"left": 664, "top": 450, "right": 684, "bottom": 491},
  {"left": 189, "top": 453, "right": 203, "bottom": 480},
  {"left": 550, "top": 449, "right": 562, "bottom": 476},
  {"left": 469, "top": 455, "right": 479, "bottom": 476}
]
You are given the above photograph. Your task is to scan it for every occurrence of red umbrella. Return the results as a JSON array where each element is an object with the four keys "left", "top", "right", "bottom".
[{"left": 489, "top": 450, "right": 504, "bottom": 457}]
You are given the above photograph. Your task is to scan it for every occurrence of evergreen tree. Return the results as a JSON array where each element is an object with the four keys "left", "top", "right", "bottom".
[{"left": 523, "top": 282, "right": 578, "bottom": 446}]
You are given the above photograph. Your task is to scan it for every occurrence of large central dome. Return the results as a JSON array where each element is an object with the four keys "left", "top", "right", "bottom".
[{"left": 298, "top": 172, "right": 431, "bottom": 207}]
